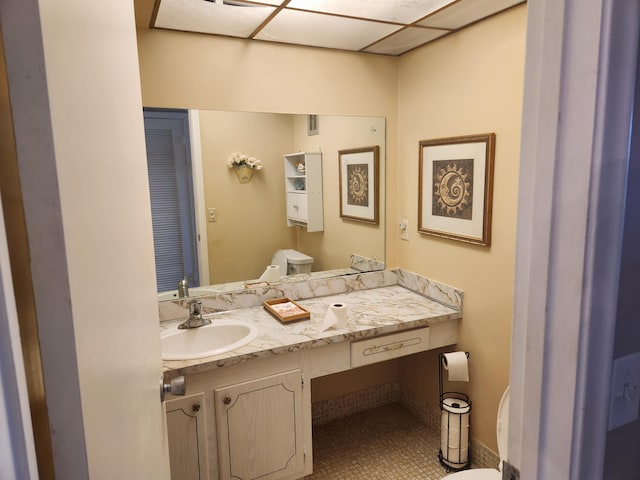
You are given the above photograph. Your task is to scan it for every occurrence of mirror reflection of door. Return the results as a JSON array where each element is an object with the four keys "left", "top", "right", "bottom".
[{"left": 143, "top": 108, "right": 199, "bottom": 292}]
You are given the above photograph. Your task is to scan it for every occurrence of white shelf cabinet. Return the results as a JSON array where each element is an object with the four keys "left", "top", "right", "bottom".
[{"left": 284, "top": 152, "right": 323, "bottom": 232}]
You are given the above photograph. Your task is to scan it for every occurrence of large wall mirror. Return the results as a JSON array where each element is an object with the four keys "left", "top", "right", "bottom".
[{"left": 146, "top": 109, "right": 386, "bottom": 300}]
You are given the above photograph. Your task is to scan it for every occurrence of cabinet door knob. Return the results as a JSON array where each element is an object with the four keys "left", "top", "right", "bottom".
[
  {"left": 223, "top": 396, "right": 232, "bottom": 405},
  {"left": 160, "top": 375, "right": 186, "bottom": 401},
  {"left": 192, "top": 403, "right": 201, "bottom": 413}
]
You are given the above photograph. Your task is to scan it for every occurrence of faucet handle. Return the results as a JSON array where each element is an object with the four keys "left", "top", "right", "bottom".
[
  {"left": 178, "top": 299, "right": 210, "bottom": 329},
  {"left": 188, "top": 299, "right": 202, "bottom": 315}
]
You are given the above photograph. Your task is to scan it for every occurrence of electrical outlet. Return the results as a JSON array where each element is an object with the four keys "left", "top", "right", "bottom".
[
  {"left": 400, "top": 217, "right": 409, "bottom": 241},
  {"left": 608, "top": 352, "right": 640, "bottom": 430},
  {"left": 502, "top": 461, "right": 520, "bottom": 480},
  {"left": 207, "top": 208, "right": 217, "bottom": 223}
]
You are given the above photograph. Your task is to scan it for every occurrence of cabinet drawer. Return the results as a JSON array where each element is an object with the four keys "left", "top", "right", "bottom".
[{"left": 350, "top": 327, "right": 430, "bottom": 367}]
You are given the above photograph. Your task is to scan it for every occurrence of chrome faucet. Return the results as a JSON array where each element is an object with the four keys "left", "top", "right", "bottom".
[
  {"left": 178, "top": 299, "right": 212, "bottom": 329},
  {"left": 177, "top": 277, "right": 189, "bottom": 298}
]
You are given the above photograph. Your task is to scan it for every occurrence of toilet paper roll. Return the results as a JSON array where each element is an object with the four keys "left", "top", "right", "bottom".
[
  {"left": 259, "top": 264, "right": 281, "bottom": 283},
  {"left": 317, "top": 303, "right": 349, "bottom": 332},
  {"left": 328, "top": 303, "right": 348, "bottom": 328},
  {"left": 440, "top": 399, "right": 470, "bottom": 467},
  {"left": 442, "top": 397, "right": 471, "bottom": 415},
  {"left": 442, "top": 351, "right": 469, "bottom": 382}
]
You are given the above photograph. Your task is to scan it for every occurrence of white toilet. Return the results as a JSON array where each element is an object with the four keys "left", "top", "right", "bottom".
[
  {"left": 443, "top": 386, "right": 510, "bottom": 479},
  {"left": 271, "top": 249, "right": 313, "bottom": 275}
]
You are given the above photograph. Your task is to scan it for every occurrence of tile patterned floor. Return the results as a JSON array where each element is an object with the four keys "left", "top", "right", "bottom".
[{"left": 305, "top": 403, "right": 450, "bottom": 480}]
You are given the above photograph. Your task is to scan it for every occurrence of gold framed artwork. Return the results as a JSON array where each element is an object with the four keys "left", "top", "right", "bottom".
[
  {"left": 418, "top": 134, "right": 496, "bottom": 246},
  {"left": 339, "top": 146, "right": 380, "bottom": 225}
]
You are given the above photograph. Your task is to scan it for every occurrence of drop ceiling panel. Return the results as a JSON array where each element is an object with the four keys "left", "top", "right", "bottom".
[
  {"left": 155, "top": 0, "right": 276, "bottom": 38},
  {"left": 255, "top": 10, "right": 401, "bottom": 51},
  {"left": 286, "top": 0, "right": 456, "bottom": 25},
  {"left": 418, "top": 0, "right": 523, "bottom": 29},
  {"left": 151, "top": 0, "right": 527, "bottom": 55},
  {"left": 364, "top": 27, "right": 449, "bottom": 56},
  {"left": 241, "top": 0, "right": 284, "bottom": 5}
]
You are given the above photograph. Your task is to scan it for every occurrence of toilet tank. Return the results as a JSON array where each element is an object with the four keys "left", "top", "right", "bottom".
[{"left": 272, "top": 249, "right": 313, "bottom": 275}]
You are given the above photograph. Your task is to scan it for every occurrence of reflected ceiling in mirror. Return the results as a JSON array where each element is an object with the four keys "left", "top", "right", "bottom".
[{"left": 149, "top": 110, "right": 386, "bottom": 300}]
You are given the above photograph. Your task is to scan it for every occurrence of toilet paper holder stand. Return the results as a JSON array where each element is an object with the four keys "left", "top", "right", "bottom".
[
  {"left": 438, "top": 351, "right": 470, "bottom": 401},
  {"left": 438, "top": 352, "right": 471, "bottom": 472}
]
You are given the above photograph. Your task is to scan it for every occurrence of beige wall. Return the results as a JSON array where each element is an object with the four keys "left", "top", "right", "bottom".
[
  {"left": 396, "top": 5, "right": 526, "bottom": 451},
  {"left": 136, "top": 3, "right": 526, "bottom": 452},
  {"left": 199, "top": 110, "right": 296, "bottom": 283}
]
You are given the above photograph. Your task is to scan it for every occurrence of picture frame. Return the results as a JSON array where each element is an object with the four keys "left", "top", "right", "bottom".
[
  {"left": 418, "top": 133, "right": 495, "bottom": 246},
  {"left": 339, "top": 146, "right": 380, "bottom": 224}
]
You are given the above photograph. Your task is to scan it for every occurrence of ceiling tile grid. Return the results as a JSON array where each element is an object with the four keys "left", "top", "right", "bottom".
[
  {"left": 154, "top": 0, "right": 276, "bottom": 38},
  {"left": 254, "top": 9, "right": 402, "bottom": 51},
  {"left": 152, "top": 0, "right": 526, "bottom": 56}
]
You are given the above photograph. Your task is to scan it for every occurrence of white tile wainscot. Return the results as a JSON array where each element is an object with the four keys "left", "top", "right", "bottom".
[{"left": 161, "top": 270, "right": 462, "bottom": 480}]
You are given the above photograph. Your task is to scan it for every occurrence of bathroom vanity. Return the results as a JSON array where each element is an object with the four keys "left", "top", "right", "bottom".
[{"left": 160, "top": 270, "right": 462, "bottom": 480}]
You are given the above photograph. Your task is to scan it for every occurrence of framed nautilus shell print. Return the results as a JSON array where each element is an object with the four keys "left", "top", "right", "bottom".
[
  {"left": 339, "top": 146, "right": 380, "bottom": 224},
  {"left": 418, "top": 134, "right": 495, "bottom": 246}
]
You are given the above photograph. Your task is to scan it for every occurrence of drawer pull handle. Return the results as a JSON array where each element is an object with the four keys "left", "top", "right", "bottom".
[
  {"left": 383, "top": 342, "right": 404, "bottom": 352},
  {"left": 362, "top": 336, "right": 422, "bottom": 357}
]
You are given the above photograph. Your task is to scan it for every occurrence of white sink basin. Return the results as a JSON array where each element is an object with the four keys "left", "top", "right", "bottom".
[{"left": 161, "top": 320, "right": 258, "bottom": 360}]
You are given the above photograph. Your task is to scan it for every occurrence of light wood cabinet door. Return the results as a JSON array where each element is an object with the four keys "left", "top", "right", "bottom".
[
  {"left": 166, "top": 393, "right": 210, "bottom": 480},
  {"left": 214, "top": 369, "right": 305, "bottom": 480}
]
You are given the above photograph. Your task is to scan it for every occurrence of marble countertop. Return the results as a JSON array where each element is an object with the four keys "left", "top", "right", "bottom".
[{"left": 161, "top": 284, "right": 461, "bottom": 376}]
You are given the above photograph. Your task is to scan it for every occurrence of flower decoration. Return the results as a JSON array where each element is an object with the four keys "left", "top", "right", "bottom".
[{"left": 227, "top": 152, "right": 263, "bottom": 170}]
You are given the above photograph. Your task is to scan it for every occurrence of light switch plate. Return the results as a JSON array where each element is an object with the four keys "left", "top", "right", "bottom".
[
  {"left": 608, "top": 352, "right": 640, "bottom": 430},
  {"left": 207, "top": 208, "right": 217, "bottom": 223},
  {"left": 400, "top": 217, "right": 409, "bottom": 241}
]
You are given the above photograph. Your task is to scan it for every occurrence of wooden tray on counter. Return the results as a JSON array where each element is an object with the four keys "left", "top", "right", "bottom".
[{"left": 263, "top": 297, "right": 311, "bottom": 323}]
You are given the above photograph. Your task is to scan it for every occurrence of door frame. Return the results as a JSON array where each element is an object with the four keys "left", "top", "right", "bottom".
[
  {"left": 510, "top": 0, "right": 640, "bottom": 478},
  {"left": 188, "top": 110, "right": 210, "bottom": 287},
  {"left": 0, "top": 187, "right": 39, "bottom": 479}
]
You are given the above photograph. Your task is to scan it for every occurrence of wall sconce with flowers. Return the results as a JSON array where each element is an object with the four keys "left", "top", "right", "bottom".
[{"left": 227, "top": 152, "right": 263, "bottom": 183}]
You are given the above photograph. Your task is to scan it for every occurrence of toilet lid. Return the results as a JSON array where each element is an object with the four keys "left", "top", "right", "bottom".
[
  {"left": 282, "top": 248, "right": 313, "bottom": 265},
  {"left": 496, "top": 386, "right": 510, "bottom": 464},
  {"left": 444, "top": 468, "right": 501, "bottom": 480}
]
